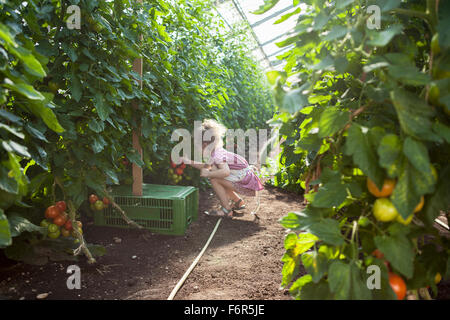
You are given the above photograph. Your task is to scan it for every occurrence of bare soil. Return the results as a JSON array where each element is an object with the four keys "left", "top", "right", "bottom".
[
  {"left": 0, "top": 186, "right": 448, "bottom": 300},
  {"left": 0, "top": 186, "right": 304, "bottom": 300}
]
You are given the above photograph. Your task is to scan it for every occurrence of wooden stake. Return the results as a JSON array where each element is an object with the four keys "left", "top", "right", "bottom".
[{"left": 131, "top": 13, "right": 143, "bottom": 196}]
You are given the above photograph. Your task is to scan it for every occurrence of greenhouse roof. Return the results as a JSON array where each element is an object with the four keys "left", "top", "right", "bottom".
[{"left": 214, "top": 0, "right": 306, "bottom": 71}]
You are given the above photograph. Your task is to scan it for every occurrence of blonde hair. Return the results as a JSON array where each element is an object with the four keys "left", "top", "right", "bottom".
[{"left": 200, "top": 119, "right": 227, "bottom": 149}]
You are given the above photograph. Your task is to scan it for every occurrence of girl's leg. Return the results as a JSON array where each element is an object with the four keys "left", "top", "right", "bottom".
[
  {"left": 226, "top": 189, "right": 245, "bottom": 208},
  {"left": 208, "top": 165, "right": 243, "bottom": 205},
  {"left": 208, "top": 166, "right": 245, "bottom": 214},
  {"left": 209, "top": 178, "right": 233, "bottom": 212}
]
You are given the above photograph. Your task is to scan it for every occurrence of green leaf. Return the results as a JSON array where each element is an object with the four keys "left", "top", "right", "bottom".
[
  {"left": 377, "top": 134, "right": 402, "bottom": 178},
  {"left": 403, "top": 137, "right": 432, "bottom": 176},
  {"left": 8, "top": 213, "right": 46, "bottom": 237},
  {"left": 374, "top": 234, "right": 415, "bottom": 278},
  {"left": 321, "top": 25, "right": 348, "bottom": 41},
  {"left": 0, "top": 209, "right": 12, "bottom": 248},
  {"left": 126, "top": 149, "right": 144, "bottom": 167},
  {"left": 289, "top": 274, "right": 312, "bottom": 298},
  {"left": 432, "top": 122, "right": 450, "bottom": 144},
  {"left": 318, "top": 107, "right": 349, "bottom": 138},
  {"left": 387, "top": 65, "right": 431, "bottom": 86},
  {"left": 0, "top": 23, "right": 18, "bottom": 47},
  {"left": 311, "top": 180, "right": 348, "bottom": 208},
  {"left": 280, "top": 88, "right": 309, "bottom": 114},
  {"left": 94, "top": 93, "right": 110, "bottom": 121},
  {"left": 297, "top": 132, "right": 323, "bottom": 153},
  {"left": 25, "top": 123, "right": 48, "bottom": 142},
  {"left": 2, "top": 140, "right": 31, "bottom": 158},
  {"left": 437, "top": 0, "right": 450, "bottom": 48},
  {"left": 266, "top": 70, "right": 287, "bottom": 86},
  {"left": 390, "top": 88, "right": 436, "bottom": 140},
  {"left": 313, "top": 12, "right": 329, "bottom": 31},
  {"left": 367, "top": 24, "right": 402, "bottom": 47},
  {"left": 3, "top": 79, "right": 45, "bottom": 100},
  {"left": 344, "top": 124, "right": 384, "bottom": 188},
  {"left": 92, "top": 135, "right": 107, "bottom": 153},
  {"left": 104, "top": 168, "right": 119, "bottom": 185},
  {"left": 308, "top": 218, "right": 345, "bottom": 246},
  {"left": 0, "top": 166, "right": 18, "bottom": 194},
  {"left": 328, "top": 260, "right": 371, "bottom": 299},
  {"left": 281, "top": 252, "right": 301, "bottom": 287},
  {"left": 423, "top": 166, "right": 450, "bottom": 225},
  {"left": 0, "top": 123, "right": 24, "bottom": 139},
  {"left": 299, "top": 279, "right": 334, "bottom": 300},
  {"left": 302, "top": 251, "right": 328, "bottom": 283},
  {"left": 310, "top": 55, "right": 334, "bottom": 71},
  {"left": 390, "top": 159, "right": 422, "bottom": 219},
  {"left": 28, "top": 101, "right": 64, "bottom": 133},
  {"left": 251, "top": 0, "right": 280, "bottom": 14},
  {"left": 70, "top": 73, "right": 82, "bottom": 102},
  {"left": 88, "top": 119, "right": 105, "bottom": 133},
  {"left": 336, "top": 0, "right": 355, "bottom": 9},
  {"left": 274, "top": 7, "right": 301, "bottom": 24}
]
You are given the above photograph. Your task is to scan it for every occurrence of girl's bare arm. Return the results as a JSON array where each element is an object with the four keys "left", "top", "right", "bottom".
[
  {"left": 181, "top": 157, "right": 210, "bottom": 170},
  {"left": 202, "top": 163, "right": 230, "bottom": 179}
]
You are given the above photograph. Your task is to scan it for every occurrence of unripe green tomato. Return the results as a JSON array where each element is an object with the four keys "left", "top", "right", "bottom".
[
  {"left": 40, "top": 219, "right": 50, "bottom": 228},
  {"left": 48, "top": 223, "right": 59, "bottom": 233},
  {"left": 373, "top": 198, "right": 399, "bottom": 222},
  {"left": 48, "top": 229, "right": 60, "bottom": 239},
  {"left": 94, "top": 200, "right": 105, "bottom": 211},
  {"left": 429, "top": 83, "right": 442, "bottom": 106},
  {"left": 431, "top": 34, "right": 441, "bottom": 56},
  {"left": 48, "top": 81, "right": 59, "bottom": 94}
]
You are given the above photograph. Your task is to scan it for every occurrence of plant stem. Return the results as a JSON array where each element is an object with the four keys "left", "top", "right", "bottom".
[
  {"left": 350, "top": 220, "right": 358, "bottom": 260},
  {"left": 67, "top": 200, "right": 96, "bottom": 264},
  {"left": 391, "top": 8, "right": 430, "bottom": 21},
  {"left": 104, "top": 188, "right": 143, "bottom": 229}
]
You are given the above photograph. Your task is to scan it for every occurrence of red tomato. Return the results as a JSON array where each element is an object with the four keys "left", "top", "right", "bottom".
[
  {"left": 89, "top": 194, "right": 98, "bottom": 204},
  {"left": 372, "top": 249, "right": 384, "bottom": 259},
  {"left": 170, "top": 160, "right": 177, "bottom": 168},
  {"left": 53, "top": 215, "right": 67, "bottom": 227},
  {"left": 389, "top": 272, "right": 407, "bottom": 300},
  {"left": 55, "top": 201, "right": 66, "bottom": 212},
  {"left": 64, "top": 220, "right": 73, "bottom": 231},
  {"left": 45, "top": 205, "right": 60, "bottom": 219},
  {"left": 103, "top": 197, "right": 110, "bottom": 206},
  {"left": 175, "top": 167, "right": 184, "bottom": 175}
]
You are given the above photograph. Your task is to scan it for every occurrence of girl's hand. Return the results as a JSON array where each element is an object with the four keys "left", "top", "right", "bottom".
[{"left": 200, "top": 168, "right": 210, "bottom": 178}]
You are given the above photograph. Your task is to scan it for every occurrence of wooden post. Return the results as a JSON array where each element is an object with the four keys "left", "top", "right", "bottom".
[{"left": 132, "top": 1, "right": 143, "bottom": 196}]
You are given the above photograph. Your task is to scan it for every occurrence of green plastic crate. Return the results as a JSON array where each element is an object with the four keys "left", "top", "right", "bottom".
[{"left": 94, "top": 184, "right": 198, "bottom": 235}]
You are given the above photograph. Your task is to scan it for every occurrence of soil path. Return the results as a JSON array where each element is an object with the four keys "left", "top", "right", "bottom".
[{"left": 0, "top": 186, "right": 305, "bottom": 300}]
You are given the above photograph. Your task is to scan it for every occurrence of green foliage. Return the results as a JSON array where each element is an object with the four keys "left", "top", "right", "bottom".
[
  {"left": 265, "top": 0, "right": 450, "bottom": 299},
  {"left": 0, "top": 0, "right": 274, "bottom": 262}
]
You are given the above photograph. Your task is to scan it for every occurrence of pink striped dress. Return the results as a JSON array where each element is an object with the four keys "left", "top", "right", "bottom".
[{"left": 207, "top": 147, "right": 264, "bottom": 196}]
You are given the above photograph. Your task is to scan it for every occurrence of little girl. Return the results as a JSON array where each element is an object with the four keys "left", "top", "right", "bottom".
[{"left": 181, "top": 119, "right": 264, "bottom": 218}]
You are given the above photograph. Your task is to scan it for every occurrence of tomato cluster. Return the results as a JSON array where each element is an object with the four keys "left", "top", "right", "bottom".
[
  {"left": 89, "top": 194, "right": 110, "bottom": 212},
  {"left": 369, "top": 177, "right": 427, "bottom": 225},
  {"left": 168, "top": 159, "right": 185, "bottom": 184},
  {"left": 40, "top": 201, "right": 82, "bottom": 239}
]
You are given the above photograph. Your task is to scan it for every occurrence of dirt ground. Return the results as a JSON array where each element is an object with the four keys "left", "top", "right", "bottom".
[
  {"left": 0, "top": 186, "right": 304, "bottom": 300},
  {"left": 0, "top": 186, "right": 449, "bottom": 300}
]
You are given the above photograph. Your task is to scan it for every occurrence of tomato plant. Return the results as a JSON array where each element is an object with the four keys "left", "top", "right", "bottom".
[
  {"left": 0, "top": 0, "right": 274, "bottom": 264},
  {"left": 258, "top": 0, "right": 450, "bottom": 299}
]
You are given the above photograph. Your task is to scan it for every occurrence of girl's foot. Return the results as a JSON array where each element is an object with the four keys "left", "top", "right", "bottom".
[
  {"left": 205, "top": 206, "right": 233, "bottom": 218},
  {"left": 231, "top": 199, "right": 246, "bottom": 211}
]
